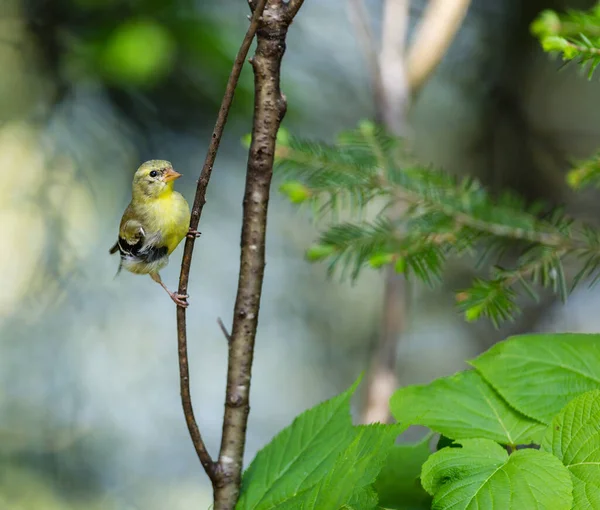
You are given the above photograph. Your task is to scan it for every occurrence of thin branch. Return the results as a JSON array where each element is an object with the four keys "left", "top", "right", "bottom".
[
  {"left": 213, "top": 1, "right": 304, "bottom": 507},
  {"left": 406, "top": 0, "right": 472, "bottom": 92},
  {"left": 286, "top": 0, "right": 305, "bottom": 18},
  {"left": 566, "top": 40, "right": 600, "bottom": 55},
  {"left": 175, "top": 0, "right": 268, "bottom": 485},
  {"left": 346, "top": 0, "right": 386, "bottom": 122},
  {"left": 217, "top": 317, "right": 232, "bottom": 343}
]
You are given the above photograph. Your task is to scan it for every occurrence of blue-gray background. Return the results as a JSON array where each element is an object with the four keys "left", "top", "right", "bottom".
[{"left": 2, "top": 0, "right": 600, "bottom": 508}]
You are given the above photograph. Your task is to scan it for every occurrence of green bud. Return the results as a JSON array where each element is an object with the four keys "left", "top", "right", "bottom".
[
  {"left": 541, "top": 36, "right": 569, "bottom": 54},
  {"left": 369, "top": 253, "right": 395, "bottom": 268},
  {"left": 276, "top": 128, "right": 291, "bottom": 146},
  {"left": 562, "top": 44, "right": 578, "bottom": 60},
  {"left": 306, "top": 244, "right": 335, "bottom": 261},
  {"left": 530, "top": 10, "right": 561, "bottom": 37},
  {"left": 358, "top": 119, "right": 376, "bottom": 136},
  {"left": 279, "top": 181, "right": 311, "bottom": 203},
  {"left": 464, "top": 304, "right": 485, "bottom": 323},
  {"left": 394, "top": 257, "right": 406, "bottom": 274},
  {"left": 566, "top": 169, "right": 584, "bottom": 189},
  {"left": 241, "top": 133, "right": 252, "bottom": 149}
]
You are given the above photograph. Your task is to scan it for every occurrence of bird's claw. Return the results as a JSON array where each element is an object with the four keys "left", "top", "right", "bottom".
[
  {"left": 169, "top": 292, "right": 189, "bottom": 308},
  {"left": 187, "top": 229, "right": 201, "bottom": 239}
]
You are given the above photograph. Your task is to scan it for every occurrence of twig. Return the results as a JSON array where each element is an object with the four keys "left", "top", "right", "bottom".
[
  {"left": 213, "top": 2, "right": 304, "bottom": 508},
  {"left": 175, "top": 0, "right": 268, "bottom": 485},
  {"left": 217, "top": 317, "right": 232, "bottom": 343},
  {"left": 406, "top": 0, "right": 472, "bottom": 92}
]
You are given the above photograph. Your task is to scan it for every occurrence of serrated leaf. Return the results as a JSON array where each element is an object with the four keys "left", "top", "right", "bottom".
[
  {"left": 421, "top": 439, "right": 572, "bottom": 510},
  {"left": 373, "top": 434, "right": 432, "bottom": 509},
  {"left": 344, "top": 484, "right": 379, "bottom": 510},
  {"left": 470, "top": 333, "right": 600, "bottom": 423},
  {"left": 390, "top": 370, "right": 545, "bottom": 445},
  {"left": 237, "top": 377, "right": 362, "bottom": 510},
  {"left": 281, "top": 424, "right": 402, "bottom": 510},
  {"left": 542, "top": 390, "right": 600, "bottom": 509}
]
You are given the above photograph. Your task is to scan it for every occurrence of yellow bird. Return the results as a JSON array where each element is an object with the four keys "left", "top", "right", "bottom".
[{"left": 109, "top": 160, "right": 197, "bottom": 307}]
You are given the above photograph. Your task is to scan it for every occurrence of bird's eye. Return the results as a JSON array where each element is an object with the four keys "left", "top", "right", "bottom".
[{"left": 149, "top": 170, "right": 158, "bottom": 178}]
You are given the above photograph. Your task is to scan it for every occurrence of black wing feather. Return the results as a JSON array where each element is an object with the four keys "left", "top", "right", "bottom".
[{"left": 112, "top": 237, "right": 168, "bottom": 263}]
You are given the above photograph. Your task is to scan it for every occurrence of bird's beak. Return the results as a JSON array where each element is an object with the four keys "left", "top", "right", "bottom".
[{"left": 163, "top": 168, "right": 182, "bottom": 182}]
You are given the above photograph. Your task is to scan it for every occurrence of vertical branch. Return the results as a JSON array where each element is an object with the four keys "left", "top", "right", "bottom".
[
  {"left": 407, "top": 0, "right": 472, "bottom": 92},
  {"left": 361, "top": 0, "right": 411, "bottom": 425},
  {"left": 346, "top": 0, "right": 385, "bottom": 120},
  {"left": 175, "top": 0, "right": 268, "bottom": 484},
  {"left": 213, "top": 1, "right": 304, "bottom": 508},
  {"left": 379, "top": 0, "right": 410, "bottom": 134},
  {"left": 353, "top": 0, "right": 471, "bottom": 424}
]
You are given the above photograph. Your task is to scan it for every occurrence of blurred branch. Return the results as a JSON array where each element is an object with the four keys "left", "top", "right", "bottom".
[
  {"left": 406, "top": 0, "right": 472, "bottom": 92},
  {"left": 360, "top": 0, "right": 410, "bottom": 425},
  {"left": 213, "top": 1, "right": 304, "bottom": 508},
  {"left": 175, "top": 0, "right": 268, "bottom": 488},
  {"left": 350, "top": 0, "right": 471, "bottom": 424},
  {"left": 346, "top": 0, "right": 385, "bottom": 120},
  {"left": 379, "top": 0, "right": 410, "bottom": 133}
]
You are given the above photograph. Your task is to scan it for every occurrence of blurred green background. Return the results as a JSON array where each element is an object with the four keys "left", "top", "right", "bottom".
[{"left": 2, "top": 0, "right": 600, "bottom": 508}]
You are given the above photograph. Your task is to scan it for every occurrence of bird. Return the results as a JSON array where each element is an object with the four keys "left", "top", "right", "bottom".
[{"left": 109, "top": 160, "right": 199, "bottom": 307}]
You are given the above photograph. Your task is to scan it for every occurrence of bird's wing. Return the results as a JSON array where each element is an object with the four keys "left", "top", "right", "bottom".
[{"left": 111, "top": 217, "right": 168, "bottom": 263}]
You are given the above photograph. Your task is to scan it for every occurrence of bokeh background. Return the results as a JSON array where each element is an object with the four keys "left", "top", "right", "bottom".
[{"left": 2, "top": 0, "right": 600, "bottom": 508}]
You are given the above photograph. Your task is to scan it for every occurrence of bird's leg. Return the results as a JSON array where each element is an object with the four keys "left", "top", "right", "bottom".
[
  {"left": 186, "top": 228, "right": 201, "bottom": 239},
  {"left": 150, "top": 272, "right": 189, "bottom": 308}
]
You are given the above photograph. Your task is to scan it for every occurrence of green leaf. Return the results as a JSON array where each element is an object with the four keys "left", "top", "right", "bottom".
[
  {"left": 421, "top": 439, "right": 573, "bottom": 510},
  {"left": 237, "top": 377, "right": 362, "bottom": 510},
  {"left": 282, "top": 424, "right": 402, "bottom": 510},
  {"left": 390, "top": 370, "right": 545, "bottom": 445},
  {"left": 542, "top": 390, "right": 600, "bottom": 509},
  {"left": 344, "top": 485, "right": 379, "bottom": 510},
  {"left": 470, "top": 333, "right": 600, "bottom": 423},
  {"left": 373, "top": 434, "right": 432, "bottom": 509}
]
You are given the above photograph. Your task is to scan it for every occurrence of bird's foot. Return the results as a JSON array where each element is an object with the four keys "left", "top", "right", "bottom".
[
  {"left": 169, "top": 291, "right": 189, "bottom": 308},
  {"left": 187, "top": 229, "right": 201, "bottom": 239}
]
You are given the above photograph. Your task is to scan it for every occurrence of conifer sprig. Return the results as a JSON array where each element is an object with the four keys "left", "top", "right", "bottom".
[
  {"left": 273, "top": 122, "right": 600, "bottom": 326},
  {"left": 532, "top": 6, "right": 600, "bottom": 78}
]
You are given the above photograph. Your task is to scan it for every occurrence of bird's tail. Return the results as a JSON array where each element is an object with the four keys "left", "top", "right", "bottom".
[
  {"left": 113, "top": 261, "right": 123, "bottom": 280},
  {"left": 110, "top": 241, "right": 123, "bottom": 279}
]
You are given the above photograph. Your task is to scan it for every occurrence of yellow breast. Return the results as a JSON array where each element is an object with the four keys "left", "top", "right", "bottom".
[{"left": 144, "top": 191, "right": 191, "bottom": 254}]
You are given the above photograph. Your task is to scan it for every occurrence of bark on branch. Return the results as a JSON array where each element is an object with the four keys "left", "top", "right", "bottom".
[
  {"left": 175, "top": 0, "right": 268, "bottom": 486},
  {"left": 213, "top": 1, "right": 304, "bottom": 508}
]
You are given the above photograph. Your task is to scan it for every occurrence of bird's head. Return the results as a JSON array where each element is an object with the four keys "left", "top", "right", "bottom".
[{"left": 132, "top": 160, "right": 181, "bottom": 199}]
